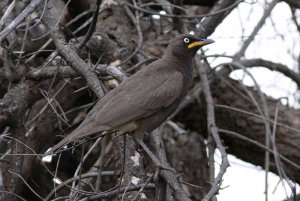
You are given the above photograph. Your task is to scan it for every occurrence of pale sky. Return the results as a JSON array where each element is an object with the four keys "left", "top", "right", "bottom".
[{"left": 204, "top": 1, "right": 300, "bottom": 200}]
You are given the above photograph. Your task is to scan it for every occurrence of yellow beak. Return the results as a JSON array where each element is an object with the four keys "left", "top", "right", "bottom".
[{"left": 188, "top": 39, "right": 215, "bottom": 49}]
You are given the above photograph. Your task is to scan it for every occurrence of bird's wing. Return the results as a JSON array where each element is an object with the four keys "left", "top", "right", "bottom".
[
  {"left": 75, "top": 63, "right": 184, "bottom": 135},
  {"left": 47, "top": 62, "right": 184, "bottom": 154},
  {"left": 96, "top": 68, "right": 184, "bottom": 127}
]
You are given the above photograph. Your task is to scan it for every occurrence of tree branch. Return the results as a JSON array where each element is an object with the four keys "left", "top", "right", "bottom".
[
  {"left": 0, "top": 0, "right": 43, "bottom": 43},
  {"left": 238, "top": 58, "right": 300, "bottom": 87},
  {"left": 42, "top": 2, "right": 104, "bottom": 98},
  {"left": 196, "top": 59, "right": 229, "bottom": 201}
]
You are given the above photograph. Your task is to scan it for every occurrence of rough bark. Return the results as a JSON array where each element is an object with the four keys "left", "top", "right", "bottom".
[
  {"left": 179, "top": 77, "right": 300, "bottom": 183},
  {"left": 0, "top": 0, "right": 299, "bottom": 200}
]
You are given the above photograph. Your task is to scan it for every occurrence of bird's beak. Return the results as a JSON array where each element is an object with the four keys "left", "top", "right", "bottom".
[{"left": 188, "top": 39, "right": 215, "bottom": 49}]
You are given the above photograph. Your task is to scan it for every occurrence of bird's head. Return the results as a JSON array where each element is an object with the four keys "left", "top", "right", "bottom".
[{"left": 163, "top": 34, "right": 215, "bottom": 60}]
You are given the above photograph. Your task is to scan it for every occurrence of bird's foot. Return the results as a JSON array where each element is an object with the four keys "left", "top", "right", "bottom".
[
  {"left": 153, "top": 163, "right": 175, "bottom": 182},
  {"left": 157, "top": 163, "right": 175, "bottom": 172},
  {"left": 136, "top": 139, "right": 176, "bottom": 179},
  {"left": 153, "top": 162, "right": 176, "bottom": 182}
]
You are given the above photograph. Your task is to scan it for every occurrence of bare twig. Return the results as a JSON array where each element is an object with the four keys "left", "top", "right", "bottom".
[
  {"left": 7, "top": 170, "right": 44, "bottom": 200},
  {"left": 215, "top": 104, "right": 300, "bottom": 134},
  {"left": 123, "top": 0, "right": 243, "bottom": 19},
  {"left": 78, "top": 183, "right": 156, "bottom": 201},
  {"left": 42, "top": 2, "right": 104, "bottom": 98},
  {"left": 196, "top": 59, "right": 229, "bottom": 201},
  {"left": 78, "top": 0, "right": 101, "bottom": 49},
  {"left": 151, "top": 128, "right": 192, "bottom": 201},
  {"left": 122, "top": 0, "right": 144, "bottom": 65},
  {"left": 218, "top": 128, "right": 300, "bottom": 171},
  {"left": 45, "top": 171, "right": 114, "bottom": 200},
  {"left": 238, "top": 59, "right": 300, "bottom": 87},
  {"left": 196, "top": 0, "right": 242, "bottom": 38},
  {"left": 0, "top": 0, "right": 16, "bottom": 30},
  {"left": 233, "top": 0, "right": 279, "bottom": 59},
  {"left": 0, "top": 0, "right": 43, "bottom": 43},
  {"left": 69, "top": 136, "right": 103, "bottom": 198}
]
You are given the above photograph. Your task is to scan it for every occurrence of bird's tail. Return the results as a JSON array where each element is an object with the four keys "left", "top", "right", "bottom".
[
  {"left": 45, "top": 128, "right": 90, "bottom": 155},
  {"left": 45, "top": 127, "right": 113, "bottom": 156},
  {"left": 45, "top": 137, "right": 71, "bottom": 156}
]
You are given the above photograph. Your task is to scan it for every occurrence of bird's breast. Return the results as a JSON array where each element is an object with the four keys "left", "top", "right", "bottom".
[{"left": 114, "top": 121, "right": 138, "bottom": 132}]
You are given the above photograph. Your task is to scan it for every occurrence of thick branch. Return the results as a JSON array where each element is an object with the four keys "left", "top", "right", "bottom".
[
  {"left": 196, "top": 0, "right": 241, "bottom": 38},
  {"left": 151, "top": 128, "right": 192, "bottom": 201},
  {"left": 0, "top": 81, "right": 41, "bottom": 128},
  {"left": 238, "top": 58, "right": 300, "bottom": 87},
  {"left": 42, "top": 3, "right": 104, "bottom": 98},
  {"left": 0, "top": 0, "right": 43, "bottom": 43},
  {"left": 283, "top": 0, "right": 300, "bottom": 9},
  {"left": 233, "top": 0, "right": 279, "bottom": 59},
  {"left": 179, "top": 77, "right": 300, "bottom": 183},
  {"left": 197, "top": 60, "right": 229, "bottom": 201},
  {"left": 0, "top": 81, "right": 41, "bottom": 200}
]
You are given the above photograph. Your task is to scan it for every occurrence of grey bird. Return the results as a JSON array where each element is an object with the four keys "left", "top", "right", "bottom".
[{"left": 47, "top": 34, "right": 214, "bottom": 155}]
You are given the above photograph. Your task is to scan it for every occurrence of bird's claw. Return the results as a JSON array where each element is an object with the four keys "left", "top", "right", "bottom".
[
  {"left": 153, "top": 163, "right": 176, "bottom": 182},
  {"left": 159, "top": 163, "right": 176, "bottom": 173}
]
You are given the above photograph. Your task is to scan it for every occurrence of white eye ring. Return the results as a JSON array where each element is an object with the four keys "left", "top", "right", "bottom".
[{"left": 183, "top": 38, "right": 190, "bottom": 43}]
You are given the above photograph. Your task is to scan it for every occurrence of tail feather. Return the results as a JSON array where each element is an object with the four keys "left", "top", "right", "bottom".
[
  {"left": 45, "top": 128, "right": 86, "bottom": 155},
  {"left": 45, "top": 125, "right": 112, "bottom": 156},
  {"left": 45, "top": 137, "right": 71, "bottom": 155}
]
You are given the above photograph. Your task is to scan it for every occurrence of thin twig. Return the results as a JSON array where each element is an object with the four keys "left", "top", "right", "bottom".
[
  {"left": 78, "top": 0, "right": 101, "bottom": 49},
  {"left": 42, "top": 2, "right": 104, "bottom": 98},
  {"left": 122, "top": 0, "right": 144, "bottom": 65},
  {"left": 196, "top": 58, "right": 229, "bottom": 201},
  {"left": 218, "top": 129, "right": 300, "bottom": 170},
  {"left": 78, "top": 183, "right": 156, "bottom": 201},
  {"left": 69, "top": 136, "right": 103, "bottom": 198},
  {"left": 0, "top": 0, "right": 43, "bottom": 43},
  {"left": 123, "top": 0, "right": 243, "bottom": 19},
  {"left": 233, "top": 0, "right": 279, "bottom": 59},
  {"left": 7, "top": 170, "right": 44, "bottom": 200},
  {"left": 45, "top": 171, "right": 114, "bottom": 200}
]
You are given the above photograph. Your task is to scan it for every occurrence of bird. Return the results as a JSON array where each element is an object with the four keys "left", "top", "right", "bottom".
[{"left": 46, "top": 34, "right": 214, "bottom": 157}]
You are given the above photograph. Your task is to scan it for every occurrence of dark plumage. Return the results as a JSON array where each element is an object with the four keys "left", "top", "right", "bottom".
[{"left": 47, "top": 34, "right": 214, "bottom": 154}]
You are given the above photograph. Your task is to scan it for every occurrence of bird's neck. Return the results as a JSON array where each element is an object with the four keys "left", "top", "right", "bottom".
[
  {"left": 163, "top": 54, "right": 193, "bottom": 70},
  {"left": 162, "top": 54, "right": 193, "bottom": 88}
]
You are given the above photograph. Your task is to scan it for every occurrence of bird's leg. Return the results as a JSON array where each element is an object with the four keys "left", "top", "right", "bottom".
[{"left": 136, "top": 139, "right": 175, "bottom": 173}]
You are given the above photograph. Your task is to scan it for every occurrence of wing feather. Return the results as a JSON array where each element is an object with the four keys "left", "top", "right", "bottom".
[
  {"left": 98, "top": 69, "right": 183, "bottom": 126},
  {"left": 84, "top": 60, "right": 183, "bottom": 130},
  {"left": 50, "top": 60, "right": 184, "bottom": 151}
]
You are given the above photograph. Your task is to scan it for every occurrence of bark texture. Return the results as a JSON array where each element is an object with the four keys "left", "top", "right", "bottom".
[{"left": 0, "top": 0, "right": 299, "bottom": 200}]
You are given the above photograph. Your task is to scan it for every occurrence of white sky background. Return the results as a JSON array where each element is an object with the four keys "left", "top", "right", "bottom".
[
  {"left": 215, "top": 151, "right": 299, "bottom": 201},
  {"left": 202, "top": 0, "right": 300, "bottom": 200},
  {"left": 41, "top": 1, "right": 299, "bottom": 199},
  {"left": 206, "top": 0, "right": 300, "bottom": 107}
]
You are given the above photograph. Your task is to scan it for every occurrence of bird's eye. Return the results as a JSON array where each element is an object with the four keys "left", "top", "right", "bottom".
[{"left": 183, "top": 38, "right": 190, "bottom": 43}]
